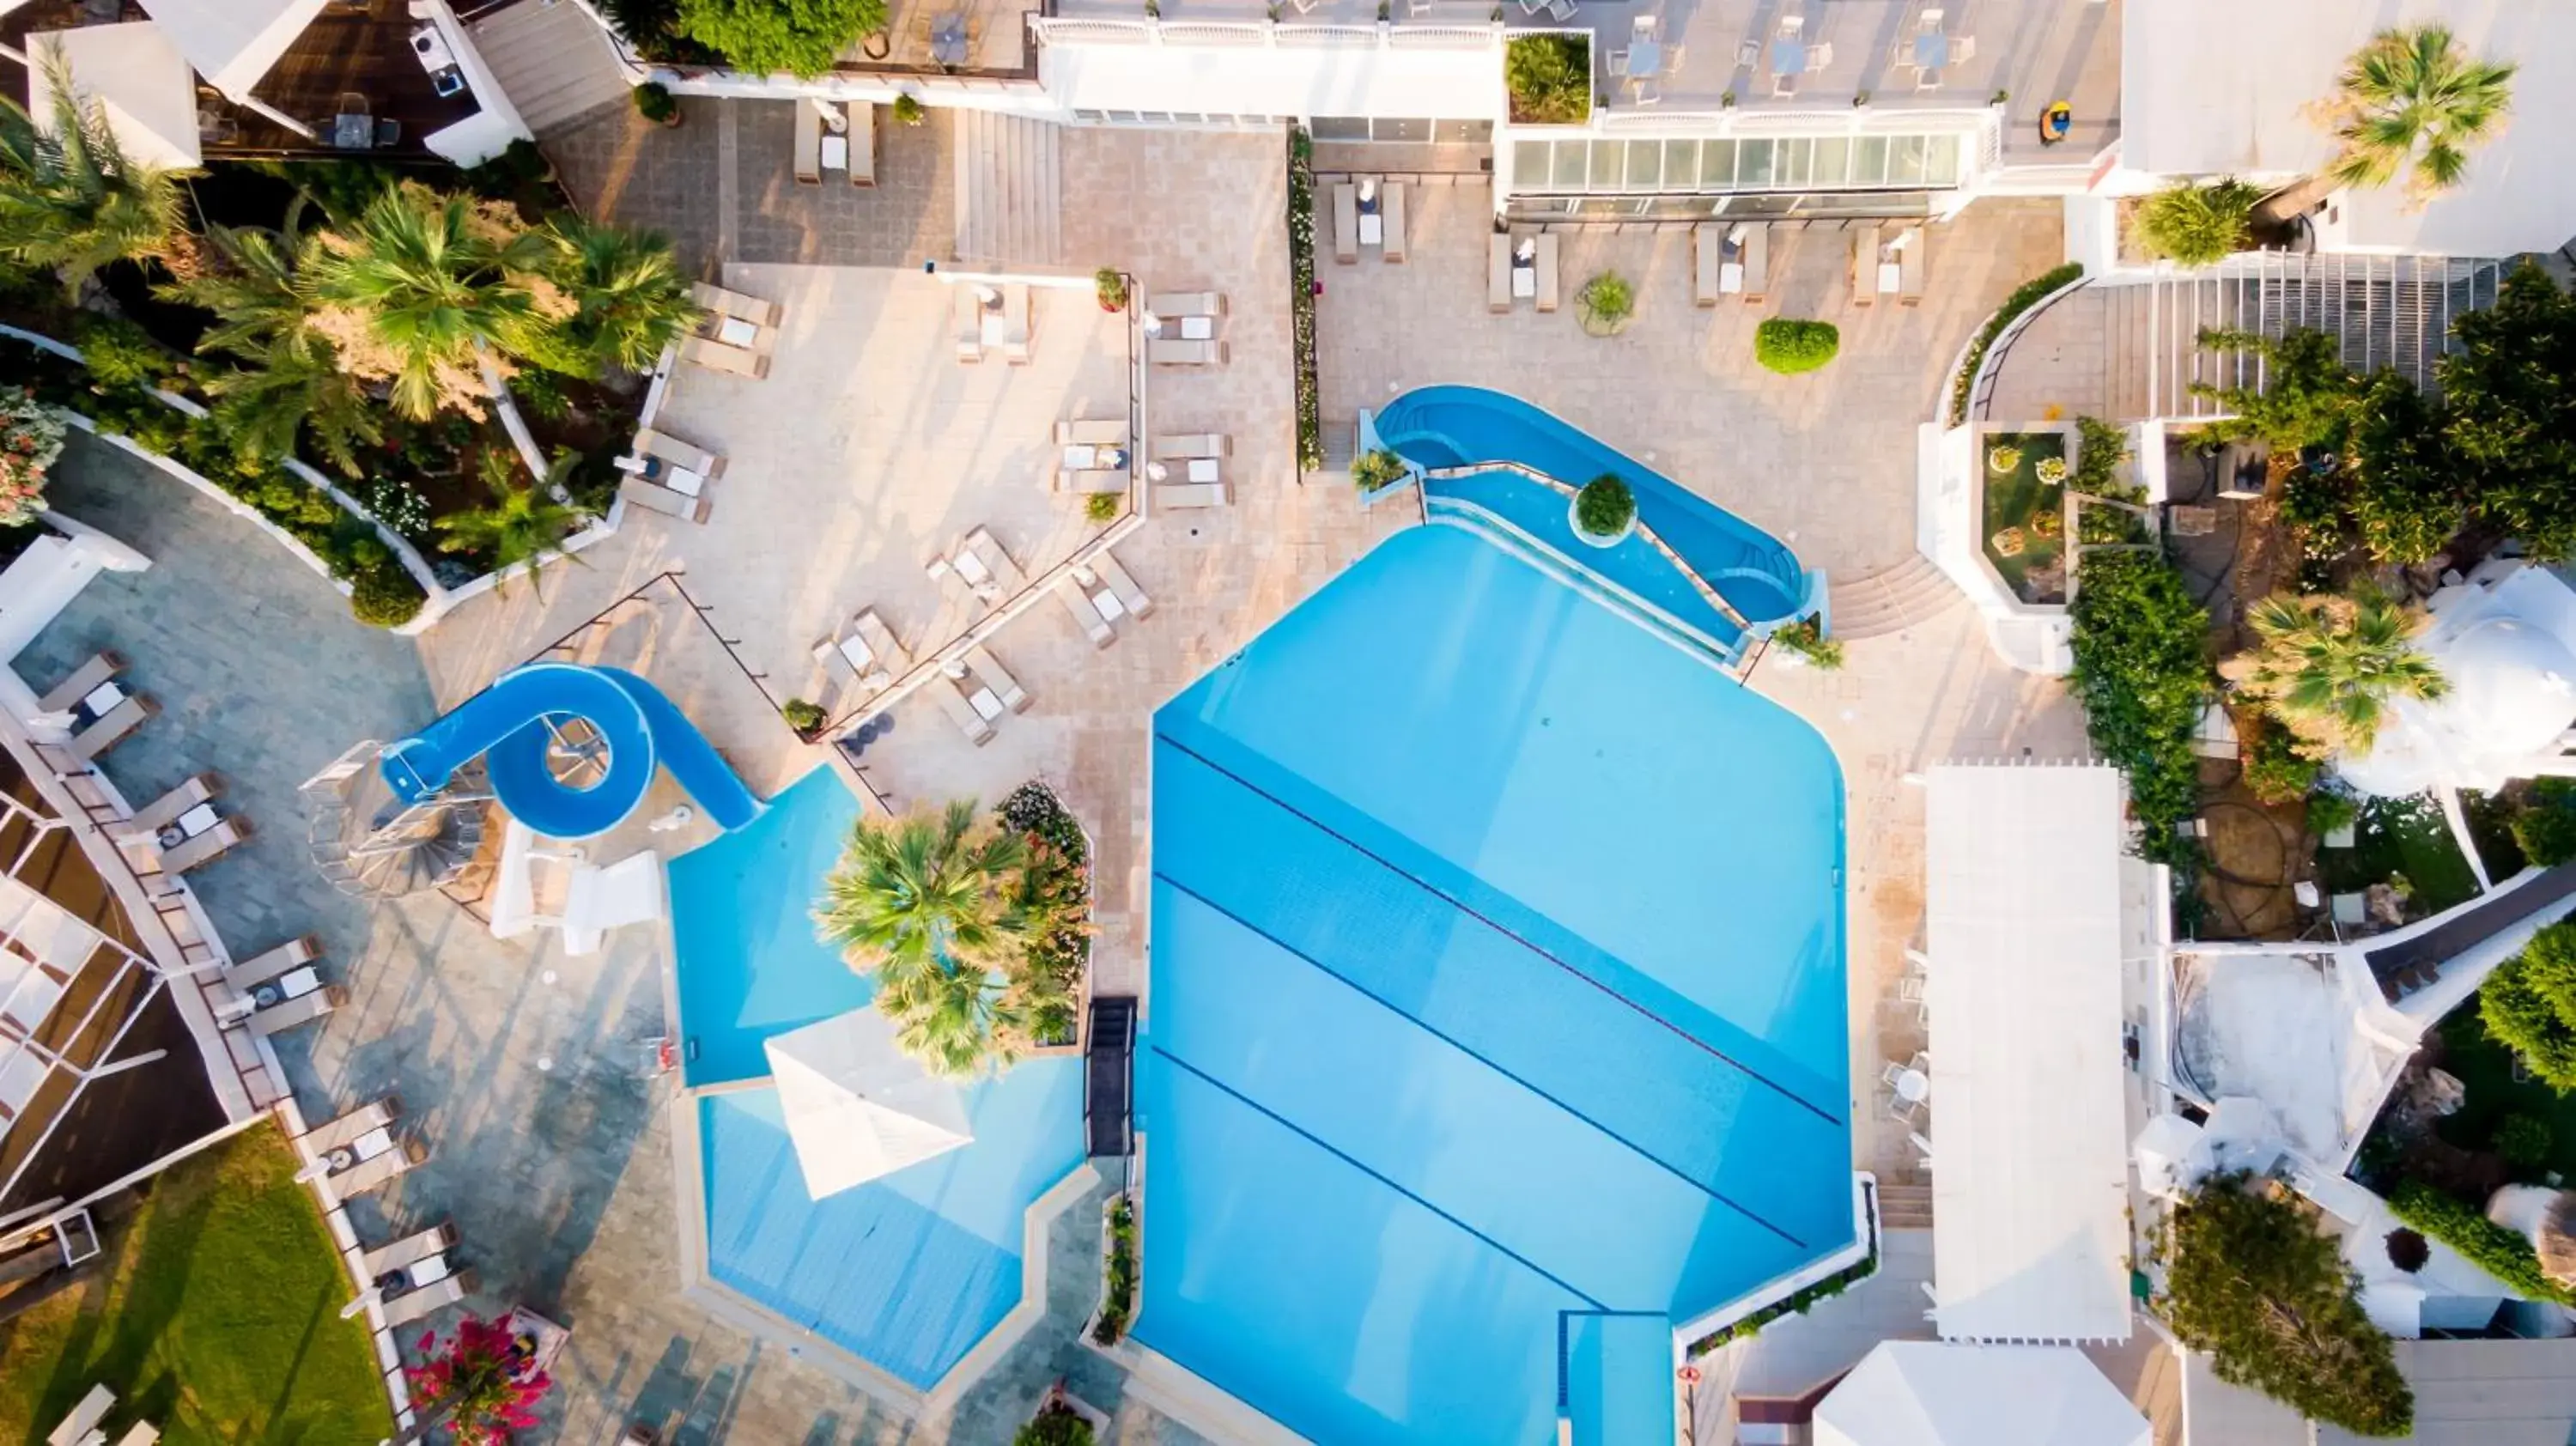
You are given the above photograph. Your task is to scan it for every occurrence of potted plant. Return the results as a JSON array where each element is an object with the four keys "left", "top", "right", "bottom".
[
  {"left": 1352, "top": 447, "right": 1407, "bottom": 495},
  {"left": 1015, "top": 1400, "right": 1097, "bottom": 1446},
  {"left": 892, "top": 93, "right": 926, "bottom": 127},
  {"left": 781, "top": 698, "right": 827, "bottom": 739},
  {"left": 1571, "top": 473, "right": 1636, "bottom": 546},
  {"left": 1575, "top": 271, "right": 1635, "bottom": 337},
  {"left": 1987, "top": 442, "right": 2023, "bottom": 473},
  {"left": 1084, "top": 492, "right": 1122, "bottom": 523},
  {"left": 2035, "top": 455, "right": 2069, "bottom": 485},
  {"left": 632, "top": 82, "right": 681, "bottom": 127},
  {"left": 1094, "top": 267, "right": 1129, "bottom": 313},
  {"left": 1771, "top": 615, "right": 1845, "bottom": 670}
]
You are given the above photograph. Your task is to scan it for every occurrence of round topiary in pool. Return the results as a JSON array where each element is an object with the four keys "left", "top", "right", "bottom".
[
  {"left": 1573, "top": 472, "right": 1635, "bottom": 543},
  {"left": 1754, "top": 318, "right": 1841, "bottom": 375}
]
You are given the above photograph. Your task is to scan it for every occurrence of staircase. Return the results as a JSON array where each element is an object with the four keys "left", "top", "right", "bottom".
[
  {"left": 1825, "top": 556, "right": 1962, "bottom": 641},
  {"left": 302, "top": 741, "right": 491, "bottom": 899},
  {"left": 1876, "top": 1181, "right": 1934, "bottom": 1230},
  {"left": 1084, "top": 996, "right": 1137, "bottom": 1159},
  {"left": 952, "top": 111, "right": 1064, "bottom": 268},
  {"left": 467, "top": 0, "right": 633, "bottom": 138}
]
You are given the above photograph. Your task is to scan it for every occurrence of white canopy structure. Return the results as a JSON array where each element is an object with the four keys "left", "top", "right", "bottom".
[
  {"left": 24, "top": 25, "right": 203, "bottom": 170},
  {"left": 1923, "top": 763, "right": 2136, "bottom": 1344},
  {"left": 1814, "top": 1342, "right": 2150, "bottom": 1446},
  {"left": 135, "top": 0, "right": 329, "bottom": 103},
  {"left": 1039, "top": 37, "right": 1504, "bottom": 121},
  {"left": 2340, "top": 563, "right": 2576, "bottom": 799},
  {"left": 763, "top": 1008, "right": 971, "bottom": 1200}
]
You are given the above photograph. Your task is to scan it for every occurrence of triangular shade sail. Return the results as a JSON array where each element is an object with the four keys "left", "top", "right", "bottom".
[{"left": 763, "top": 1007, "right": 971, "bottom": 1199}]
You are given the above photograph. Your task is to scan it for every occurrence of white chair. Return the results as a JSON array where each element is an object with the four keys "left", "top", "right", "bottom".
[
  {"left": 1880, "top": 1060, "right": 1911, "bottom": 1091},
  {"left": 1807, "top": 41, "right": 1833, "bottom": 68}
]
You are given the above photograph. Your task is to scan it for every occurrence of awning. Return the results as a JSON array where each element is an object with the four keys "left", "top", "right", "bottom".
[
  {"left": 762, "top": 1007, "right": 971, "bottom": 1199},
  {"left": 136, "top": 0, "right": 330, "bottom": 102},
  {"left": 1816, "top": 1342, "right": 2149, "bottom": 1446},
  {"left": 24, "top": 24, "right": 203, "bottom": 170},
  {"left": 1040, "top": 36, "right": 1504, "bottom": 120}
]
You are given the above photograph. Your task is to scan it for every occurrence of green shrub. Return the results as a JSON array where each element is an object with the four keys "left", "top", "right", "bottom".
[
  {"left": 71, "top": 314, "right": 174, "bottom": 393},
  {"left": 2307, "top": 789, "right": 2359, "bottom": 837},
  {"left": 349, "top": 562, "right": 427, "bottom": 628},
  {"left": 2069, "top": 549, "right": 2211, "bottom": 866},
  {"left": 2512, "top": 777, "right": 2576, "bottom": 866},
  {"left": 781, "top": 697, "right": 826, "bottom": 734},
  {"left": 2494, "top": 1113, "right": 2553, "bottom": 1169},
  {"left": 675, "top": 0, "right": 884, "bottom": 76},
  {"left": 1352, "top": 447, "right": 1406, "bottom": 494},
  {"left": 1575, "top": 271, "right": 1634, "bottom": 337},
  {"left": 2349, "top": 370, "right": 2461, "bottom": 564},
  {"left": 2135, "top": 178, "right": 2264, "bottom": 266},
  {"left": 1574, "top": 473, "right": 1634, "bottom": 538},
  {"left": 1092, "top": 1195, "right": 1138, "bottom": 1345},
  {"left": 632, "top": 81, "right": 678, "bottom": 124},
  {"left": 892, "top": 93, "right": 925, "bottom": 126},
  {"left": 1948, "top": 262, "right": 2085, "bottom": 425},
  {"left": 1084, "top": 490, "right": 1121, "bottom": 523},
  {"left": 1504, "top": 33, "right": 1591, "bottom": 124},
  {"left": 2072, "top": 415, "right": 2137, "bottom": 498},
  {"left": 1014, "top": 1407, "right": 1094, "bottom": 1446},
  {"left": 1093, "top": 266, "right": 1127, "bottom": 312},
  {"left": 1686, "top": 1249, "right": 1878, "bottom": 1352},
  {"left": 1771, "top": 617, "right": 1844, "bottom": 670},
  {"left": 2244, "top": 720, "right": 2322, "bottom": 806},
  {"left": 2482, "top": 920, "right": 2576, "bottom": 1091},
  {"left": 2387, "top": 1180, "right": 2576, "bottom": 1303},
  {"left": 1754, "top": 319, "right": 1839, "bottom": 374}
]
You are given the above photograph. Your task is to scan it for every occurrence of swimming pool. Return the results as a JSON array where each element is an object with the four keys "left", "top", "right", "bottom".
[
  {"left": 667, "top": 769, "right": 1085, "bottom": 1388},
  {"left": 1139, "top": 524, "right": 1852, "bottom": 1444},
  {"left": 1375, "top": 386, "right": 1809, "bottom": 627}
]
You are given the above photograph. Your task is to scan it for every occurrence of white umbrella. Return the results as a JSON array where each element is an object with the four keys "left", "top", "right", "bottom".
[{"left": 763, "top": 1007, "right": 972, "bottom": 1199}]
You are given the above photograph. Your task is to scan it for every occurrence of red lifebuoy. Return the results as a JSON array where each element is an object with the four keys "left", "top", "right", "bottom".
[{"left": 1677, "top": 1364, "right": 1703, "bottom": 1385}]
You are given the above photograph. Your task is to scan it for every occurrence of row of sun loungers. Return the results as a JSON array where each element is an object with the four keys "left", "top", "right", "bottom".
[
  {"left": 1488, "top": 234, "right": 1559, "bottom": 313},
  {"left": 681, "top": 282, "right": 780, "bottom": 380},
  {"left": 1151, "top": 431, "right": 1232, "bottom": 508},
  {"left": 366, "top": 1219, "right": 472, "bottom": 1328},
  {"left": 1331, "top": 179, "right": 1406, "bottom": 264},
  {"left": 1695, "top": 222, "right": 1771, "bottom": 305},
  {"left": 1053, "top": 416, "right": 1130, "bottom": 495},
  {"left": 33, "top": 657, "right": 249, "bottom": 880},
  {"left": 34, "top": 653, "right": 155, "bottom": 764},
  {"left": 1852, "top": 223, "right": 1929, "bottom": 306},
  {"left": 792, "top": 99, "right": 877, "bottom": 186},
  {"left": 957, "top": 283, "right": 1032, "bottom": 364},
  {"left": 294, "top": 1094, "right": 428, "bottom": 1199},
  {"left": 618, "top": 426, "right": 724, "bottom": 525}
]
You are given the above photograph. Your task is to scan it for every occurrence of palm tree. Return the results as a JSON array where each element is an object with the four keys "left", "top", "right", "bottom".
[
  {"left": 0, "top": 49, "right": 190, "bottom": 295},
  {"left": 161, "top": 220, "right": 384, "bottom": 473},
  {"left": 2321, "top": 24, "right": 2514, "bottom": 202},
  {"left": 2229, "top": 587, "right": 2447, "bottom": 755},
  {"left": 814, "top": 799, "right": 1031, "bottom": 1078},
  {"left": 433, "top": 449, "right": 589, "bottom": 594},
  {"left": 546, "top": 217, "right": 701, "bottom": 377},
  {"left": 301, "top": 181, "right": 564, "bottom": 422}
]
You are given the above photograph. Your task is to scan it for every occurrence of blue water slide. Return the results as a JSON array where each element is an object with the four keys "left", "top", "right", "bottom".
[{"left": 380, "top": 662, "right": 763, "bottom": 839}]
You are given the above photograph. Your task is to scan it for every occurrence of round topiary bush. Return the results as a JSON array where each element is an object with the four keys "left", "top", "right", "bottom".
[
  {"left": 1753, "top": 318, "right": 1839, "bottom": 374},
  {"left": 349, "top": 563, "right": 426, "bottom": 628},
  {"left": 2385, "top": 1228, "right": 2429, "bottom": 1273},
  {"left": 1573, "top": 473, "right": 1635, "bottom": 542},
  {"left": 1576, "top": 271, "right": 1635, "bottom": 337},
  {"left": 632, "top": 82, "right": 679, "bottom": 125}
]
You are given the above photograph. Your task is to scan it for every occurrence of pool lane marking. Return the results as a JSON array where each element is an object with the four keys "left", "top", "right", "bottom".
[
  {"left": 1149, "top": 1046, "right": 1610, "bottom": 1309},
  {"left": 1156, "top": 872, "right": 1809, "bottom": 1253},
  {"left": 1156, "top": 731, "right": 1844, "bottom": 1130}
]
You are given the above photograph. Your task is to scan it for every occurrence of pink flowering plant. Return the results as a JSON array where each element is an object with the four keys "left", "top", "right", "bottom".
[
  {"left": 0, "top": 387, "right": 64, "bottom": 526},
  {"left": 402, "top": 1314, "right": 553, "bottom": 1444}
]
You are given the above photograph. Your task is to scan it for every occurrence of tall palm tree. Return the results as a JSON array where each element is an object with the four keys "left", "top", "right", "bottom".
[
  {"left": 546, "top": 217, "right": 701, "bottom": 377},
  {"left": 0, "top": 49, "right": 190, "bottom": 295},
  {"left": 301, "top": 181, "right": 563, "bottom": 422},
  {"left": 161, "top": 220, "right": 384, "bottom": 473},
  {"left": 814, "top": 799, "right": 1031, "bottom": 1078},
  {"left": 2322, "top": 24, "right": 2515, "bottom": 202},
  {"left": 433, "top": 449, "right": 589, "bottom": 594},
  {"left": 2232, "top": 587, "right": 2447, "bottom": 755}
]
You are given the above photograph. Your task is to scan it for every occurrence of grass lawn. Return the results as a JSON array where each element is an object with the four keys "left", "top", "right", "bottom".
[
  {"left": 1979, "top": 431, "right": 2068, "bottom": 603},
  {"left": 2316, "top": 793, "right": 2482, "bottom": 917},
  {"left": 2432, "top": 1003, "right": 2576, "bottom": 1184},
  {"left": 0, "top": 1121, "right": 393, "bottom": 1444}
]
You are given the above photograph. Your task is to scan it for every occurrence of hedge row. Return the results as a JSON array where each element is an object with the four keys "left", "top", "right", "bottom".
[
  {"left": 1286, "top": 128, "right": 1322, "bottom": 473},
  {"left": 2387, "top": 1180, "right": 2576, "bottom": 1305}
]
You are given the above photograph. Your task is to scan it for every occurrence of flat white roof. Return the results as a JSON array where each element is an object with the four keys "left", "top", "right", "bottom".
[
  {"left": 25, "top": 24, "right": 202, "bottom": 170},
  {"left": 1817, "top": 1342, "right": 2150, "bottom": 1446},
  {"left": 136, "top": 0, "right": 329, "bottom": 101},
  {"left": 2123, "top": 0, "right": 2576, "bottom": 257},
  {"left": 1923, "top": 762, "right": 2133, "bottom": 1344},
  {"left": 1039, "top": 35, "right": 1503, "bottom": 120}
]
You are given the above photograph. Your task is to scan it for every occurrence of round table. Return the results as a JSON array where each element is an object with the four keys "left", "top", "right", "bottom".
[{"left": 1894, "top": 1067, "right": 1930, "bottom": 1103}]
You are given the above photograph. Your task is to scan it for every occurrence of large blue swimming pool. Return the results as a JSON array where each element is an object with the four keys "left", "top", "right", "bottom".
[
  {"left": 1140, "top": 523, "right": 1852, "bottom": 1444},
  {"left": 669, "top": 769, "right": 1084, "bottom": 1388}
]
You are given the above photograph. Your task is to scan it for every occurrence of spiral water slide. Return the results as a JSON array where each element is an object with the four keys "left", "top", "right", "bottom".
[{"left": 380, "top": 663, "right": 762, "bottom": 838}]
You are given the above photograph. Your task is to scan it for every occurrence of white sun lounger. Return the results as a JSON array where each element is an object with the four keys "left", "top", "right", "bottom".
[
  {"left": 620, "top": 476, "right": 711, "bottom": 524},
  {"left": 224, "top": 933, "right": 322, "bottom": 993},
  {"left": 159, "top": 817, "right": 249, "bottom": 874},
  {"left": 113, "top": 773, "right": 222, "bottom": 843},
  {"left": 1056, "top": 417, "right": 1127, "bottom": 447},
  {"left": 109, "top": 1423, "right": 156, "bottom": 1446},
  {"left": 46, "top": 1384, "right": 114, "bottom": 1446},
  {"left": 37, "top": 653, "right": 123, "bottom": 714},
  {"left": 246, "top": 983, "right": 343, "bottom": 1038},
  {"left": 689, "top": 283, "right": 780, "bottom": 329},
  {"left": 927, "top": 673, "right": 996, "bottom": 744},
  {"left": 380, "top": 1267, "right": 470, "bottom": 1328},
  {"left": 633, "top": 428, "right": 724, "bottom": 481},
  {"left": 846, "top": 101, "right": 876, "bottom": 185},
  {"left": 964, "top": 646, "right": 1030, "bottom": 712},
  {"left": 298, "top": 1096, "right": 399, "bottom": 1157},
  {"left": 69, "top": 695, "right": 155, "bottom": 762},
  {"left": 331, "top": 1133, "right": 427, "bottom": 1197},
  {"left": 1150, "top": 433, "right": 1230, "bottom": 459},
  {"left": 998, "top": 285, "right": 1032, "bottom": 364},
  {"left": 678, "top": 335, "right": 769, "bottom": 380},
  {"left": 1147, "top": 339, "right": 1227, "bottom": 367},
  {"left": 793, "top": 99, "right": 823, "bottom": 185},
  {"left": 1055, "top": 574, "right": 1115, "bottom": 649},
  {"left": 1156, "top": 482, "right": 1231, "bottom": 508},
  {"left": 954, "top": 287, "right": 984, "bottom": 363},
  {"left": 1332, "top": 184, "right": 1358, "bottom": 264},
  {"left": 1090, "top": 551, "right": 1155, "bottom": 619},
  {"left": 365, "top": 1221, "right": 455, "bottom": 1279}
]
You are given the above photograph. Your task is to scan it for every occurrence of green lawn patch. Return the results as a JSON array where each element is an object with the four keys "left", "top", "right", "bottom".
[
  {"left": 1980, "top": 430, "right": 2069, "bottom": 603},
  {"left": 2315, "top": 793, "right": 2482, "bottom": 917},
  {"left": 0, "top": 1121, "right": 393, "bottom": 1445}
]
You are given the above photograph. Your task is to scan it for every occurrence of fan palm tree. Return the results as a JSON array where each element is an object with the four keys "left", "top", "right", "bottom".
[
  {"left": 433, "top": 448, "right": 589, "bottom": 594},
  {"left": 546, "top": 217, "right": 701, "bottom": 377},
  {"left": 2229, "top": 587, "right": 2447, "bottom": 755},
  {"left": 301, "top": 181, "right": 564, "bottom": 422},
  {"left": 814, "top": 799, "right": 1032, "bottom": 1077},
  {"left": 0, "top": 49, "right": 191, "bottom": 295},
  {"left": 161, "top": 220, "right": 385, "bottom": 473},
  {"left": 2321, "top": 24, "right": 2515, "bottom": 202}
]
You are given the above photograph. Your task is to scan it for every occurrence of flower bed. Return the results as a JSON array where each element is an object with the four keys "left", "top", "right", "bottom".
[
  {"left": 0, "top": 385, "right": 64, "bottom": 524},
  {"left": 1980, "top": 429, "right": 2069, "bottom": 603},
  {"left": 1000, "top": 781, "right": 1092, "bottom": 1048},
  {"left": 1091, "top": 1194, "right": 1139, "bottom": 1346},
  {"left": 1287, "top": 128, "right": 1322, "bottom": 472}
]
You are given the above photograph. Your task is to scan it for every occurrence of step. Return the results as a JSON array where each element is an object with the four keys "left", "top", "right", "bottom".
[
  {"left": 1827, "top": 557, "right": 1962, "bottom": 640},
  {"left": 953, "top": 112, "right": 1063, "bottom": 268}
]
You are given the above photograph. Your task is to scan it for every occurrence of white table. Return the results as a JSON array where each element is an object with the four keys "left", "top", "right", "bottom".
[
  {"left": 1187, "top": 458, "right": 1221, "bottom": 483},
  {"left": 821, "top": 134, "right": 848, "bottom": 171},
  {"left": 1893, "top": 1067, "right": 1929, "bottom": 1103},
  {"left": 80, "top": 682, "right": 124, "bottom": 716},
  {"left": 717, "top": 317, "right": 759, "bottom": 347},
  {"left": 1358, "top": 212, "right": 1383, "bottom": 246},
  {"left": 980, "top": 313, "right": 1008, "bottom": 345},
  {"left": 173, "top": 803, "right": 221, "bottom": 837},
  {"left": 967, "top": 687, "right": 1005, "bottom": 721},
  {"left": 1878, "top": 260, "right": 1903, "bottom": 294},
  {"left": 1179, "top": 314, "right": 1215, "bottom": 340},
  {"left": 349, "top": 1126, "right": 396, "bottom": 1161},
  {"left": 1063, "top": 444, "right": 1125, "bottom": 470}
]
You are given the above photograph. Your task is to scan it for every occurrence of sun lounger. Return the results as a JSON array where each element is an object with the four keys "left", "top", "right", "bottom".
[
  {"left": 635, "top": 428, "right": 724, "bottom": 481},
  {"left": 333, "top": 1135, "right": 427, "bottom": 1196},
  {"left": 366, "top": 1220, "right": 454, "bottom": 1282},
  {"left": 1534, "top": 234, "right": 1559, "bottom": 313},
  {"left": 110, "top": 1421, "right": 156, "bottom": 1446},
  {"left": 954, "top": 286, "right": 985, "bottom": 363},
  {"left": 690, "top": 283, "right": 780, "bottom": 329},
  {"left": 1146, "top": 292, "right": 1224, "bottom": 319},
  {"left": 298, "top": 1096, "right": 398, "bottom": 1157},
  {"left": 46, "top": 1385, "right": 113, "bottom": 1446},
  {"left": 1382, "top": 184, "right": 1406, "bottom": 262},
  {"left": 1091, "top": 550, "right": 1155, "bottom": 619},
  {"left": 246, "top": 984, "right": 343, "bottom": 1038},
  {"left": 1055, "top": 469, "right": 1126, "bottom": 495},
  {"left": 114, "top": 772, "right": 221, "bottom": 842},
  {"left": 997, "top": 285, "right": 1032, "bottom": 364},
  {"left": 1148, "top": 339, "right": 1227, "bottom": 366},
  {"left": 159, "top": 817, "right": 248, "bottom": 874},
  {"left": 964, "top": 645, "right": 1030, "bottom": 713},
  {"left": 1694, "top": 224, "right": 1723, "bottom": 306},
  {"left": 1157, "top": 482, "right": 1231, "bottom": 508},
  {"left": 1850, "top": 224, "right": 1882, "bottom": 306},
  {"left": 1488, "top": 234, "right": 1514, "bottom": 313},
  {"left": 1054, "top": 574, "right": 1115, "bottom": 649},
  {"left": 37, "top": 653, "right": 124, "bottom": 714},
  {"left": 846, "top": 101, "right": 876, "bottom": 185},
  {"left": 962, "top": 527, "right": 1023, "bottom": 592},
  {"left": 1151, "top": 433, "right": 1230, "bottom": 459},
  {"left": 620, "top": 477, "right": 711, "bottom": 524},
  {"left": 69, "top": 695, "right": 155, "bottom": 762},
  {"left": 1739, "top": 225, "right": 1771, "bottom": 302},
  {"left": 677, "top": 335, "right": 769, "bottom": 379},
  {"left": 381, "top": 1269, "right": 471, "bottom": 1328},
  {"left": 851, "top": 608, "right": 906, "bottom": 669},
  {"left": 1897, "top": 226, "right": 1927, "bottom": 305},
  {"left": 793, "top": 100, "right": 822, "bottom": 184},
  {"left": 224, "top": 933, "right": 321, "bottom": 993},
  {"left": 926, "top": 673, "right": 995, "bottom": 744},
  {"left": 1332, "top": 184, "right": 1358, "bottom": 264},
  {"left": 1056, "top": 417, "right": 1127, "bottom": 447}
]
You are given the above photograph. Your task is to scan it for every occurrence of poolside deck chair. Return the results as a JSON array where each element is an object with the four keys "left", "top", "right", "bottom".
[
  {"left": 1054, "top": 575, "right": 1115, "bottom": 649},
  {"left": 1694, "top": 224, "right": 1723, "bottom": 306},
  {"left": 1332, "top": 184, "right": 1358, "bottom": 264},
  {"left": 160, "top": 817, "right": 249, "bottom": 874},
  {"left": 634, "top": 428, "right": 725, "bottom": 483},
  {"left": 1055, "top": 417, "right": 1127, "bottom": 447},
  {"left": 925, "top": 673, "right": 995, "bottom": 745},
  {"left": 1850, "top": 224, "right": 1883, "bottom": 306},
  {"left": 224, "top": 934, "right": 322, "bottom": 993},
  {"left": 620, "top": 477, "right": 711, "bottom": 524},
  {"left": 381, "top": 1268, "right": 471, "bottom": 1328},
  {"left": 37, "top": 652, "right": 124, "bottom": 714},
  {"left": 113, "top": 772, "right": 222, "bottom": 842},
  {"left": 963, "top": 645, "right": 1030, "bottom": 713},
  {"left": 1741, "top": 223, "right": 1771, "bottom": 302},
  {"left": 1488, "top": 234, "right": 1513, "bottom": 313},
  {"left": 793, "top": 99, "right": 823, "bottom": 185},
  {"left": 1145, "top": 292, "right": 1224, "bottom": 319},
  {"left": 1054, "top": 469, "right": 1127, "bottom": 496},
  {"left": 677, "top": 335, "right": 769, "bottom": 380},
  {"left": 1533, "top": 234, "right": 1559, "bottom": 313},
  {"left": 365, "top": 1220, "right": 454, "bottom": 1281},
  {"left": 69, "top": 695, "right": 155, "bottom": 762},
  {"left": 846, "top": 101, "right": 876, "bottom": 185},
  {"left": 1147, "top": 339, "right": 1227, "bottom": 366},
  {"left": 997, "top": 285, "right": 1032, "bottom": 364},
  {"left": 689, "top": 283, "right": 780, "bottom": 329},
  {"left": 962, "top": 527, "right": 1022, "bottom": 591},
  {"left": 1157, "top": 482, "right": 1231, "bottom": 508},
  {"left": 246, "top": 984, "right": 343, "bottom": 1038},
  {"left": 1150, "top": 433, "right": 1230, "bottom": 460},
  {"left": 1896, "top": 226, "right": 1927, "bottom": 306},
  {"left": 333, "top": 1135, "right": 428, "bottom": 1197},
  {"left": 1091, "top": 550, "right": 1155, "bottom": 619},
  {"left": 851, "top": 609, "right": 907, "bottom": 671},
  {"left": 1382, "top": 184, "right": 1406, "bottom": 262},
  {"left": 46, "top": 1384, "right": 113, "bottom": 1446},
  {"left": 953, "top": 286, "right": 984, "bottom": 363},
  {"left": 110, "top": 1420, "right": 156, "bottom": 1446},
  {"left": 298, "top": 1096, "right": 398, "bottom": 1157}
]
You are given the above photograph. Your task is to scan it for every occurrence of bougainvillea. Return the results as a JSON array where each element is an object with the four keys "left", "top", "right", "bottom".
[
  {"left": 404, "top": 1315, "right": 552, "bottom": 1444},
  {"left": 0, "top": 386, "right": 65, "bottom": 526}
]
